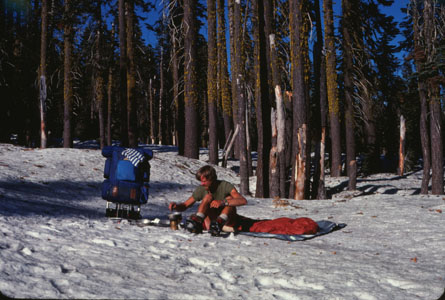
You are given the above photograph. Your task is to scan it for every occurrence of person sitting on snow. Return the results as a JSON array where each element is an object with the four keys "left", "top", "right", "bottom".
[{"left": 168, "top": 165, "right": 247, "bottom": 235}]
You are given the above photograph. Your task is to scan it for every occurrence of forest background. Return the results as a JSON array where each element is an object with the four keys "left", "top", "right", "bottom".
[{"left": 1, "top": 0, "right": 444, "bottom": 200}]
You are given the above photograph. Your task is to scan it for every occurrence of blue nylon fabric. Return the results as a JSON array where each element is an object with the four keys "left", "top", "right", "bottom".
[
  {"left": 116, "top": 160, "right": 137, "bottom": 181},
  {"left": 101, "top": 146, "right": 153, "bottom": 205}
]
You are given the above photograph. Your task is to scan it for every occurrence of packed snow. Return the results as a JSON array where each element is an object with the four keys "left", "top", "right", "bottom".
[{"left": 0, "top": 142, "right": 444, "bottom": 299}]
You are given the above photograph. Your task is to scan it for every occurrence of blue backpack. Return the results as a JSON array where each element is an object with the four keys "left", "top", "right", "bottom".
[{"left": 101, "top": 146, "right": 153, "bottom": 218}]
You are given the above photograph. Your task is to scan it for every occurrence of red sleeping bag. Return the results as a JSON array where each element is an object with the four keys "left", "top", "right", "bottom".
[{"left": 236, "top": 216, "right": 318, "bottom": 235}]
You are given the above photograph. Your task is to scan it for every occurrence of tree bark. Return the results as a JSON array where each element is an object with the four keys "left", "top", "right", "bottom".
[
  {"left": 106, "top": 23, "right": 115, "bottom": 147},
  {"left": 264, "top": 0, "right": 285, "bottom": 198},
  {"left": 342, "top": 0, "right": 357, "bottom": 190},
  {"left": 39, "top": 0, "right": 48, "bottom": 149},
  {"left": 275, "top": 84, "right": 286, "bottom": 198},
  {"left": 419, "top": 81, "right": 430, "bottom": 194},
  {"left": 207, "top": 0, "right": 218, "bottom": 165},
  {"left": 169, "top": 1, "right": 184, "bottom": 153},
  {"left": 233, "top": 0, "right": 249, "bottom": 195},
  {"left": 183, "top": 0, "right": 199, "bottom": 159},
  {"left": 269, "top": 108, "right": 279, "bottom": 197},
  {"left": 118, "top": 0, "right": 128, "bottom": 146},
  {"left": 302, "top": 1, "right": 312, "bottom": 198},
  {"left": 253, "top": 0, "right": 271, "bottom": 198},
  {"left": 158, "top": 45, "right": 165, "bottom": 145},
  {"left": 323, "top": 0, "right": 341, "bottom": 177},
  {"left": 289, "top": 0, "right": 308, "bottom": 200},
  {"left": 313, "top": 0, "right": 327, "bottom": 199},
  {"left": 172, "top": 38, "right": 184, "bottom": 154},
  {"left": 126, "top": 0, "right": 137, "bottom": 147},
  {"left": 217, "top": 0, "right": 233, "bottom": 159},
  {"left": 63, "top": 0, "right": 73, "bottom": 148},
  {"left": 228, "top": 1, "right": 239, "bottom": 159},
  {"left": 149, "top": 78, "right": 156, "bottom": 144},
  {"left": 429, "top": 88, "right": 443, "bottom": 194},
  {"left": 412, "top": 2, "right": 430, "bottom": 194},
  {"left": 95, "top": 0, "right": 105, "bottom": 149},
  {"left": 107, "top": 65, "right": 113, "bottom": 146},
  {"left": 424, "top": 0, "right": 443, "bottom": 195}
]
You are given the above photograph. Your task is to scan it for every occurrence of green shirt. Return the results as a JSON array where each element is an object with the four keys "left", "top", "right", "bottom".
[{"left": 192, "top": 180, "right": 235, "bottom": 202}]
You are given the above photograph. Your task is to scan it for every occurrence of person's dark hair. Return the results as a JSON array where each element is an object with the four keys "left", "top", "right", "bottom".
[{"left": 196, "top": 165, "right": 217, "bottom": 182}]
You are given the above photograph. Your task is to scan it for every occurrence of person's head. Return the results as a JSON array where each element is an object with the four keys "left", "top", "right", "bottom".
[{"left": 196, "top": 165, "right": 217, "bottom": 189}]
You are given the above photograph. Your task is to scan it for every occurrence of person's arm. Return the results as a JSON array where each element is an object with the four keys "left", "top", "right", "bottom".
[
  {"left": 169, "top": 196, "right": 196, "bottom": 212},
  {"left": 210, "top": 187, "right": 247, "bottom": 208},
  {"left": 225, "top": 188, "right": 247, "bottom": 207}
]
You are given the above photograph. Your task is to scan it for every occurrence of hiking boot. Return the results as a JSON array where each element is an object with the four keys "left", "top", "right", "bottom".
[
  {"left": 209, "top": 216, "right": 226, "bottom": 236},
  {"left": 186, "top": 214, "right": 203, "bottom": 234}
]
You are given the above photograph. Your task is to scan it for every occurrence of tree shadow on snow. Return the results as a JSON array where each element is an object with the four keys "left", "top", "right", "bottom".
[
  {"left": 355, "top": 184, "right": 398, "bottom": 196},
  {"left": 147, "top": 181, "right": 194, "bottom": 196},
  {"left": 327, "top": 170, "right": 421, "bottom": 198},
  {"left": 0, "top": 179, "right": 194, "bottom": 220},
  {"left": 0, "top": 180, "right": 104, "bottom": 219},
  {"left": 71, "top": 140, "right": 179, "bottom": 154}
]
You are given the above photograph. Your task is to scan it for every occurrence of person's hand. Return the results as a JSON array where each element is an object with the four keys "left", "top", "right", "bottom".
[
  {"left": 210, "top": 199, "right": 224, "bottom": 208},
  {"left": 169, "top": 202, "right": 185, "bottom": 211},
  {"left": 203, "top": 193, "right": 213, "bottom": 203}
]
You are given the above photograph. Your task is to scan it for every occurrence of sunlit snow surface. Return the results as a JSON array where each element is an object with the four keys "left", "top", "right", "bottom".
[{"left": 0, "top": 142, "right": 444, "bottom": 299}]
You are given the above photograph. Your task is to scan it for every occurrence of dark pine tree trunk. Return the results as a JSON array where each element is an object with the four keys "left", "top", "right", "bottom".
[
  {"left": 424, "top": 0, "right": 443, "bottom": 195},
  {"left": 264, "top": 0, "right": 286, "bottom": 198},
  {"left": 126, "top": 0, "right": 137, "bottom": 147},
  {"left": 106, "top": 24, "right": 115, "bottom": 147},
  {"left": 323, "top": 0, "right": 341, "bottom": 177},
  {"left": 95, "top": 0, "right": 105, "bottom": 149},
  {"left": 172, "top": 36, "right": 184, "bottom": 154},
  {"left": 149, "top": 78, "right": 156, "bottom": 144},
  {"left": 217, "top": 0, "right": 233, "bottom": 158},
  {"left": 289, "top": 0, "right": 308, "bottom": 200},
  {"left": 263, "top": 0, "right": 279, "bottom": 198},
  {"left": 412, "top": 3, "right": 430, "bottom": 194},
  {"left": 253, "top": 0, "right": 271, "bottom": 198},
  {"left": 39, "top": 0, "right": 48, "bottom": 148},
  {"left": 228, "top": 1, "right": 239, "bottom": 159},
  {"left": 63, "top": 0, "right": 73, "bottom": 148},
  {"left": 419, "top": 81, "right": 430, "bottom": 194},
  {"left": 313, "top": 0, "right": 327, "bottom": 199},
  {"left": 207, "top": 0, "right": 218, "bottom": 165},
  {"left": 118, "top": 0, "right": 128, "bottom": 146},
  {"left": 183, "top": 0, "right": 199, "bottom": 159},
  {"left": 158, "top": 45, "right": 165, "bottom": 145},
  {"left": 342, "top": 0, "right": 357, "bottom": 190},
  {"left": 429, "top": 87, "right": 443, "bottom": 194},
  {"left": 107, "top": 64, "right": 113, "bottom": 147},
  {"left": 234, "top": 0, "right": 249, "bottom": 195}
]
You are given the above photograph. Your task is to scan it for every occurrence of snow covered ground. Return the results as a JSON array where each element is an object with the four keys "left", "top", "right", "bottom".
[{"left": 0, "top": 142, "right": 444, "bottom": 299}]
